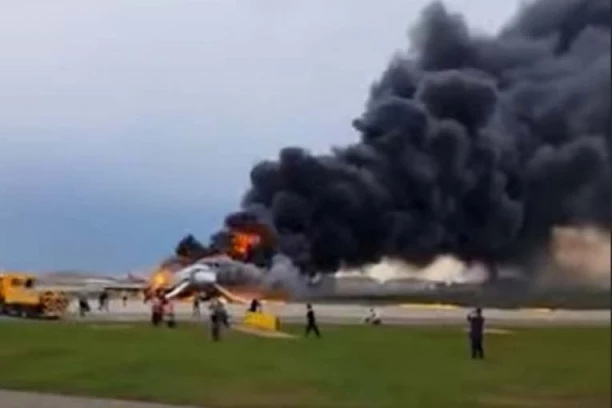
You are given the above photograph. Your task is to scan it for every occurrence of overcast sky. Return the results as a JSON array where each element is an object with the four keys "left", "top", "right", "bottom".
[{"left": 0, "top": 0, "right": 521, "bottom": 273}]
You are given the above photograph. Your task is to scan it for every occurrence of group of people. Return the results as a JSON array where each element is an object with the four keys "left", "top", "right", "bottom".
[
  {"left": 188, "top": 295, "right": 322, "bottom": 340},
  {"left": 303, "top": 304, "right": 486, "bottom": 359},
  {"left": 150, "top": 291, "right": 229, "bottom": 340},
  {"left": 150, "top": 289, "right": 486, "bottom": 358}
]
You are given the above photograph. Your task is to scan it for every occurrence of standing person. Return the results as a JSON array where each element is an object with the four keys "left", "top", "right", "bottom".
[
  {"left": 165, "top": 299, "right": 176, "bottom": 328},
  {"left": 151, "top": 292, "right": 163, "bottom": 327},
  {"left": 192, "top": 295, "right": 201, "bottom": 317},
  {"left": 248, "top": 298, "right": 262, "bottom": 313},
  {"left": 219, "top": 300, "right": 230, "bottom": 328},
  {"left": 122, "top": 291, "right": 128, "bottom": 307},
  {"left": 208, "top": 298, "right": 222, "bottom": 341},
  {"left": 97, "top": 292, "right": 105, "bottom": 311},
  {"left": 467, "top": 307, "right": 485, "bottom": 359},
  {"left": 101, "top": 290, "right": 110, "bottom": 312},
  {"left": 305, "top": 303, "right": 321, "bottom": 338},
  {"left": 78, "top": 293, "right": 90, "bottom": 317}
]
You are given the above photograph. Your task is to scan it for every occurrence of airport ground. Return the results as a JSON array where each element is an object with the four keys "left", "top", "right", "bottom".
[
  {"left": 1, "top": 299, "right": 610, "bottom": 408},
  {"left": 65, "top": 297, "right": 611, "bottom": 327}
]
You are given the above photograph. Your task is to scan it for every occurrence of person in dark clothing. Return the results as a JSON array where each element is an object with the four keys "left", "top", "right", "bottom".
[
  {"left": 210, "top": 312, "right": 220, "bottom": 341},
  {"left": 305, "top": 303, "right": 321, "bottom": 338},
  {"left": 98, "top": 290, "right": 109, "bottom": 312},
  {"left": 78, "top": 293, "right": 90, "bottom": 317},
  {"left": 209, "top": 299, "right": 226, "bottom": 341},
  {"left": 248, "top": 298, "right": 262, "bottom": 313},
  {"left": 151, "top": 290, "right": 164, "bottom": 327},
  {"left": 467, "top": 308, "right": 485, "bottom": 359},
  {"left": 192, "top": 296, "right": 201, "bottom": 317},
  {"left": 98, "top": 292, "right": 105, "bottom": 311},
  {"left": 165, "top": 299, "right": 176, "bottom": 328}
]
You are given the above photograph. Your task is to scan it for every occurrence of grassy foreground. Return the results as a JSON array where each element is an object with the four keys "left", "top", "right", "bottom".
[{"left": 0, "top": 321, "right": 609, "bottom": 408}]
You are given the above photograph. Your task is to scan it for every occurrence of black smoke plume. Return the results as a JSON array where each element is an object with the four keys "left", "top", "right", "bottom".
[{"left": 217, "top": 0, "right": 611, "bottom": 281}]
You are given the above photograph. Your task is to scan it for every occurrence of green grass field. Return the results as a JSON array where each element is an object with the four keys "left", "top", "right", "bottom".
[{"left": 0, "top": 321, "right": 609, "bottom": 408}]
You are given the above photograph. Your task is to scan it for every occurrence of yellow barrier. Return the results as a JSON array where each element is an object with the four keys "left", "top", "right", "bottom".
[{"left": 242, "top": 311, "right": 280, "bottom": 332}]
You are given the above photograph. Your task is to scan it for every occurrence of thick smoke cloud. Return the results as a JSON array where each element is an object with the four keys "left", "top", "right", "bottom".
[{"left": 222, "top": 0, "right": 611, "bottom": 281}]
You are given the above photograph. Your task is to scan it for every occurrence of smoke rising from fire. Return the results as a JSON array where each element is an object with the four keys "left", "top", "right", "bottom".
[
  {"left": 214, "top": 0, "right": 611, "bottom": 283},
  {"left": 542, "top": 225, "right": 611, "bottom": 288}
]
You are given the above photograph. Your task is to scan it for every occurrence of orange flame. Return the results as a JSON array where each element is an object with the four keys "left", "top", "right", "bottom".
[
  {"left": 229, "top": 231, "right": 261, "bottom": 260},
  {"left": 146, "top": 268, "right": 173, "bottom": 297}
]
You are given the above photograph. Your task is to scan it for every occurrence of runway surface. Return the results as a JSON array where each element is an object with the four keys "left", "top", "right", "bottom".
[
  {"left": 2, "top": 300, "right": 609, "bottom": 408},
  {"left": 0, "top": 390, "right": 198, "bottom": 408},
  {"left": 67, "top": 298, "right": 611, "bottom": 327}
]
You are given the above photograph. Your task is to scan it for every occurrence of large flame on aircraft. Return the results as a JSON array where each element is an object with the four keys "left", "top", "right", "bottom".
[
  {"left": 227, "top": 231, "right": 261, "bottom": 261},
  {"left": 145, "top": 257, "right": 192, "bottom": 300},
  {"left": 144, "top": 227, "right": 284, "bottom": 302}
]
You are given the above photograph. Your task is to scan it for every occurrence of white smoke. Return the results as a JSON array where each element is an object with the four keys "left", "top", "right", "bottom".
[
  {"left": 336, "top": 255, "right": 487, "bottom": 284},
  {"left": 537, "top": 225, "right": 612, "bottom": 289},
  {"left": 261, "top": 253, "right": 304, "bottom": 291}
]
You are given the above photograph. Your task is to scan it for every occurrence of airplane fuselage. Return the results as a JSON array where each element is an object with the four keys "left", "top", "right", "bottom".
[{"left": 162, "top": 263, "right": 218, "bottom": 300}]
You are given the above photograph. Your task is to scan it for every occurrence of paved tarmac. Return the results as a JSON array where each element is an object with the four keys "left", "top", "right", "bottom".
[
  {"left": 2, "top": 300, "right": 609, "bottom": 408},
  {"left": 68, "top": 298, "right": 611, "bottom": 327},
  {"left": 0, "top": 390, "right": 198, "bottom": 408}
]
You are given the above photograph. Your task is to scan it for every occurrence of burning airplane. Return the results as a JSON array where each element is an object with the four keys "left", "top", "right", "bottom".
[{"left": 145, "top": 222, "right": 287, "bottom": 303}]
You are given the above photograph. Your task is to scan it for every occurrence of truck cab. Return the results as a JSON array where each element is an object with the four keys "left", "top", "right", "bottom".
[{"left": 0, "top": 273, "right": 69, "bottom": 318}]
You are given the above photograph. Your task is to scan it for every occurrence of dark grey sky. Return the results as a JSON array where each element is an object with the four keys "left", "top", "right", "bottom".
[{"left": 0, "top": 0, "right": 520, "bottom": 273}]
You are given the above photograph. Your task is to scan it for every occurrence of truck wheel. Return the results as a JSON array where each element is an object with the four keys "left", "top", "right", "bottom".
[
  {"left": 25, "top": 306, "right": 39, "bottom": 319},
  {"left": 12, "top": 305, "right": 23, "bottom": 318}
]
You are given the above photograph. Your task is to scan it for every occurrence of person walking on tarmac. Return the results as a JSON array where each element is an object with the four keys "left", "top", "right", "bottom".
[
  {"left": 208, "top": 298, "right": 225, "bottom": 341},
  {"left": 467, "top": 307, "right": 485, "bottom": 359},
  {"left": 151, "top": 290, "right": 164, "bottom": 327},
  {"left": 98, "top": 291, "right": 109, "bottom": 312},
  {"left": 305, "top": 303, "right": 321, "bottom": 338},
  {"left": 192, "top": 295, "right": 201, "bottom": 317},
  {"left": 165, "top": 298, "right": 176, "bottom": 328},
  {"left": 78, "top": 292, "right": 90, "bottom": 317},
  {"left": 248, "top": 298, "right": 262, "bottom": 313}
]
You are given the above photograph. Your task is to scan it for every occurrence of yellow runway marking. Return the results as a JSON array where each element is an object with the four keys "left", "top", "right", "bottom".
[
  {"left": 399, "top": 303, "right": 459, "bottom": 310},
  {"left": 519, "top": 308, "right": 554, "bottom": 313}
]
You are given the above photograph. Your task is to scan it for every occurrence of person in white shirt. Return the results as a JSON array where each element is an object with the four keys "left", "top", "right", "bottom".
[{"left": 364, "top": 307, "right": 382, "bottom": 325}]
